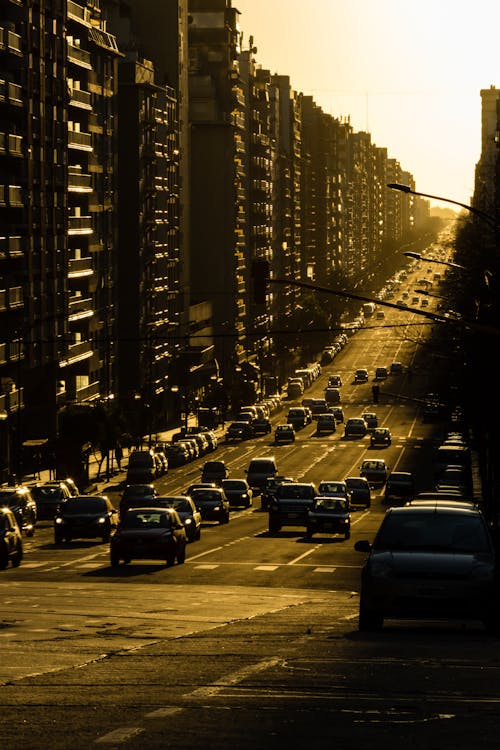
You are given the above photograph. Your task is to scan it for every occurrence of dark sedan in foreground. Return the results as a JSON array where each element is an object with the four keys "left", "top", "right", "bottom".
[
  {"left": 110, "top": 507, "right": 187, "bottom": 567},
  {"left": 306, "top": 497, "right": 351, "bottom": 540},
  {"left": 190, "top": 487, "right": 230, "bottom": 524},
  {"left": 54, "top": 495, "right": 118, "bottom": 543},
  {"left": 355, "top": 506, "right": 498, "bottom": 632}
]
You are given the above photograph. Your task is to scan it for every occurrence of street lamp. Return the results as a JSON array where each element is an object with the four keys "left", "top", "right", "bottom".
[{"left": 387, "top": 183, "right": 498, "bottom": 229}]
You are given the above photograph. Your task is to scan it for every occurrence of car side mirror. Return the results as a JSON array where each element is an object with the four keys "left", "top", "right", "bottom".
[{"left": 354, "top": 540, "right": 372, "bottom": 553}]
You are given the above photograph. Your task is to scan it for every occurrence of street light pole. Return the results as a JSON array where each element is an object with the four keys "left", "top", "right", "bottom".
[{"left": 387, "top": 183, "right": 498, "bottom": 229}]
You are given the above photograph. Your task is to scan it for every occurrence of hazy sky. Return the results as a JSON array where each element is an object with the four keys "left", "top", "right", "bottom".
[{"left": 235, "top": 0, "right": 500, "bottom": 207}]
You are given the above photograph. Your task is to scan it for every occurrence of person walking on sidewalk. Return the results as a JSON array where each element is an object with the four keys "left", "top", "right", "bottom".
[{"left": 114, "top": 442, "right": 123, "bottom": 471}]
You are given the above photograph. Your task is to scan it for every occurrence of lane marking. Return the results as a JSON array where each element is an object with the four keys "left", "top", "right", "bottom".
[
  {"left": 96, "top": 727, "right": 144, "bottom": 744},
  {"left": 188, "top": 657, "right": 281, "bottom": 699}
]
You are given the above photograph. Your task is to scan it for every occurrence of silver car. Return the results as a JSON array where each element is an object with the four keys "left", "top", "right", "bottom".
[{"left": 355, "top": 506, "right": 498, "bottom": 632}]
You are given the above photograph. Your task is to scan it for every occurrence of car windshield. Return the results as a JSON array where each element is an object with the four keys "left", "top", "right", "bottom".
[
  {"left": 121, "top": 510, "right": 171, "bottom": 529},
  {"left": 222, "top": 481, "right": 245, "bottom": 490},
  {"left": 31, "top": 487, "right": 62, "bottom": 499},
  {"left": 315, "top": 498, "right": 347, "bottom": 512},
  {"left": 375, "top": 513, "right": 490, "bottom": 553},
  {"left": 191, "top": 490, "right": 221, "bottom": 501},
  {"left": 319, "top": 482, "right": 345, "bottom": 494},
  {"left": 63, "top": 498, "right": 107, "bottom": 514},
  {"left": 363, "top": 461, "right": 384, "bottom": 471},
  {"left": 166, "top": 498, "right": 192, "bottom": 513},
  {"left": 347, "top": 479, "right": 366, "bottom": 489}
]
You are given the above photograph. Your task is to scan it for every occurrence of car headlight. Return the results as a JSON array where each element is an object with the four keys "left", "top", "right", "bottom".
[
  {"left": 97, "top": 516, "right": 106, "bottom": 524},
  {"left": 55, "top": 517, "right": 64, "bottom": 525},
  {"left": 184, "top": 518, "right": 192, "bottom": 524}
]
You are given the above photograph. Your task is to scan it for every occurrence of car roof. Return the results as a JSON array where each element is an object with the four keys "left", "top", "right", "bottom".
[{"left": 386, "top": 505, "right": 480, "bottom": 517}]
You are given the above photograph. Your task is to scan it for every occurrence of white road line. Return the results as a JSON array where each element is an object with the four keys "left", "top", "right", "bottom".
[
  {"left": 95, "top": 727, "right": 144, "bottom": 744},
  {"left": 188, "top": 657, "right": 282, "bottom": 699},
  {"left": 287, "top": 545, "right": 321, "bottom": 565}
]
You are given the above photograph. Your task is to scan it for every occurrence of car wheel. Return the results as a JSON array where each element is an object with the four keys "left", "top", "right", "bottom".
[
  {"left": 110, "top": 552, "right": 121, "bottom": 567},
  {"left": 65, "top": 534, "right": 72, "bottom": 543},
  {"left": 26, "top": 526, "right": 35, "bottom": 538},
  {"left": 54, "top": 533, "right": 64, "bottom": 545},
  {"left": 12, "top": 542, "right": 23, "bottom": 567},
  {"left": 195, "top": 527, "right": 201, "bottom": 541},
  {"left": 102, "top": 532, "right": 110, "bottom": 544},
  {"left": 269, "top": 519, "right": 281, "bottom": 534},
  {"left": 359, "top": 603, "right": 383, "bottom": 631},
  {"left": 344, "top": 531, "right": 351, "bottom": 540},
  {"left": 177, "top": 545, "right": 186, "bottom": 565},
  {"left": 305, "top": 527, "right": 313, "bottom": 539},
  {"left": 166, "top": 552, "right": 176, "bottom": 567}
]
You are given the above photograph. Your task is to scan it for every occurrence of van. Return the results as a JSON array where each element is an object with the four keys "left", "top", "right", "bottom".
[
  {"left": 245, "top": 457, "right": 278, "bottom": 492},
  {"left": 126, "top": 450, "right": 159, "bottom": 484}
]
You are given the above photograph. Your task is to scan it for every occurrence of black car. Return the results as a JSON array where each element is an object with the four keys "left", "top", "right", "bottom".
[
  {"left": 110, "top": 507, "right": 187, "bottom": 567},
  {"left": 0, "top": 507, "right": 23, "bottom": 569},
  {"left": 159, "top": 496, "right": 202, "bottom": 542},
  {"left": 30, "top": 482, "right": 72, "bottom": 520},
  {"left": 190, "top": 487, "right": 230, "bottom": 524},
  {"left": 306, "top": 496, "right": 351, "bottom": 540},
  {"left": 384, "top": 471, "right": 416, "bottom": 504},
  {"left": 201, "top": 460, "right": 228, "bottom": 485},
  {"left": 252, "top": 417, "right": 272, "bottom": 435},
  {"left": 54, "top": 495, "right": 119, "bottom": 543},
  {"left": 225, "top": 421, "right": 254, "bottom": 442},
  {"left": 268, "top": 482, "right": 317, "bottom": 534},
  {"left": 221, "top": 479, "right": 253, "bottom": 508},
  {"left": 119, "top": 484, "right": 157, "bottom": 519},
  {"left": 0, "top": 486, "right": 37, "bottom": 536},
  {"left": 260, "top": 475, "right": 295, "bottom": 511},
  {"left": 345, "top": 477, "right": 371, "bottom": 508}
]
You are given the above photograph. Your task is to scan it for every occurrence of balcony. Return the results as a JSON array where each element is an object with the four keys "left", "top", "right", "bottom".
[
  {"left": 67, "top": 42, "right": 92, "bottom": 69},
  {"left": 68, "top": 129, "right": 92, "bottom": 151},
  {"left": 0, "top": 286, "right": 23, "bottom": 311},
  {"left": 66, "top": 340, "right": 93, "bottom": 365},
  {"left": 68, "top": 215, "right": 93, "bottom": 235},
  {"left": 75, "top": 381, "right": 100, "bottom": 402},
  {"left": 68, "top": 170, "right": 92, "bottom": 192},
  {"left": 68, "top": 296, "right": 94, "bottom": 320},
  {"left": 68, "top": 256, "right": 93, "bottom": 277},
  {"left": 69, "top": 87, "right": 92, "bottom": 110},
  {"left": 67, "top": 0, "right": 91, "bottom": 25},
  {"left": 8, "top": 185, "right": 23, "bottom": 206},
  {"left": 8, "top": 134, "right": 23, "bottom": 157}
]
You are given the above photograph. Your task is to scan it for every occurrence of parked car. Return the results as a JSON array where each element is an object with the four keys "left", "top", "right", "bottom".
[
  {"left": 345, "top": 477, "right": 371, "bottom": 508},
  {"left": 390, "top": 361, "right": 404, "bottom": 374},
  {"left": 328, "top": 375, "right": 342, "bottom": 387},
  {"left": 0, "top": 486, "right": 37, "bottom": 536},
  {"left": 119, "top": 484, "right": 157, "bottom": 519},
  {"left": 344, "top": 417, "right": 368, "bottom": 438},
  {"left": 362, "top": 412, "right": 378, "bottom": 429},
  {"left": 274, "top": 424, "right": 296, "bottom": 444},
  {"left": 0, "top": 507, "right": 23, "bottom": 569},
  {"left": 153, "top": 450, "right": 169, "bottom": 475},
  {"left": 370, "top": 427, "right": 391, "bottom": 447},
  {"left": 164, "top": 442, "right": 191, "bottom": 467},
  {"left": 384, "top": 471, "right": 416, "bottom": 504},
  {"left": 268, "top": 482, "right": 317, "bottom": 534},
  {"left": 221, "top": 479, "right": 253, "bottom": 508},
  {"left": 159, "top": 496, "right": 201, "bottom": 542},
  {"left": 360, "top": 459, "right": 389, "bottom": 486},
  {"left": 375, "top": 366, "right": 389, "bottom": 379},
  {"left": 306, "top": 496, "right": 351, "bottom": 540},
  {"left": 316, "top": 413, "right": 336, "bottom": 434},
  {"left": 354, "top": 505, "right": 498, "bottom": 632},
  {"left": 246, "top": 456, "right": 278, "bottom": 492},
  {"left": 260, "top": 475, "right": 295, "bottom": 511},
  {"left": 201, "top": 460, "right": 228, "bottom": 485},
  {"left": 54, "top": 494, "right": 119, "bottom": 544},
  {"left": 110, "top": 507, "right": 187, "bottom": 567},
  {"left": 29, "top": 482, "right": 72, "bottom": 521},
  {"left": 190, "top": 487, "right": 230, "bottom": 524},
  {"left": 225, "top": 421, "right": 254, "bottom": 442}
]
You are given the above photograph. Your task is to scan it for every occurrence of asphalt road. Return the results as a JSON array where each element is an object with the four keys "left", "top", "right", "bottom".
[{"left": 2, "top": 251, "right": 498, "bottom": 749}]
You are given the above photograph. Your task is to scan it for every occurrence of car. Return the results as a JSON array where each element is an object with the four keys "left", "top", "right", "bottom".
[
  {"left": 344, "top": 417, "right": 368, "bottom": 438},
  {"left": 354, "top": 368, "right": 369, "bottom": 383},
  {"left": 252, "top": 417, "right": 272, "bottom": 435},
  {"left": 390, "top": 361, "right": 404, "bottom": 374},
  {"left": 159, "top": 496, "right": 201, "bottom": 542},
  {"left": 29, "top": 481, "right": 73, "bottom": 520},
  {"left": 0, "top": 507, "right": 23, "bottom": 569},
  {"left": 361, "top": 412, "right": 378, "bottom": 429},
  {"left": 0, "top": 486, "right": 37, "bottom": 536},
  {"left": 324, "top": 387, "right": 341, "bottom": 404},
  {"left": 119, "top": 484, "right": 157, "bottom": 519},
  {"left": 328, "top": 375, "right": 342, "bottom": 387},
  {"left": 274, "top": 424, "right": 295, "bottom": 444},
  {"left": 331, "top": 406, "right": 344, "bottom": 423},
  {"left": 126, "top": 449, "right": 160, "bottom": 484},
  {"left": 201, "top": 460, "right": 228, "bottom": 485},
  {"left": 164, "top": 442, "right": 191, "bottom": 467},
  {"left": 54, "top": 495, "right": 119, "bottom": 544},
  {"left": 190, "top": 487, "right": 230, "bottom": 524},
  {"left": 435, "top": 466, "right": 470, "bottom": 496},
  {"left": 286, "top": 407, "right": 308, "bottom": 429},
  {"left": 359, "top": 459, "right": 389, "bottom": 486},
  {"left": 221, "top": 479, "right": 253, "bottom": 508},
  {"left": 375, "top": 366, "right": 389, "bottom": 379},
  {"left": 225, "top": 421, "right": 254, "bottom": 442},
  {"left": 245, "top": 456, "right": 278, "bottom": 492},
  {"left": 316, "top": 413, "right": 336, "bottom": 434},
  {"left": 345, "top": 477, "right": 371, "bottom": 508},
  {"left": 58, "top": 477, "right": 80, "bottom": 497},
  {"left": 384, "top": 471, "right": 416, "bottom": 504},
  {"left": 153, "top": 450, "right": 169, "bottom": 475},
  {"left": 110, "top": 507, "right": 187, "bottom": 567},
  {"left": 306, "top": 496, "right": 351, "bottom": 540},
  {"left": 354, "top": 505, "right": 498, "bottom": 632},
  {"left": 260, "top": 475, "right": 295, "bottom": 511},
  {"left": 370, "top": 427, "right": 391, "bottom": 447},
  {"left": 317, "top": 481, "right": 350, "bottom": 503},
  {"left": 268, "top": 482, "right": 317, "bottom": 534}
]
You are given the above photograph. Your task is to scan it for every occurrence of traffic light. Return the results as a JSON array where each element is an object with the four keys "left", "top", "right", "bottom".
[{"left": 251, "top": 258, "right": 270, "bottom": 304}]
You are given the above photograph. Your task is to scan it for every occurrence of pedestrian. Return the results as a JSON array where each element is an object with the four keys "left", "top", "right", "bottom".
[
  {"left": 34, "top": 450, "right": 42, "bottom": 480},
  {"left": 47, "top": 450, "right": 57, "bottom": 480},
  {"left": 115, "top": 442, "right": 123, "bottom": 471}
]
